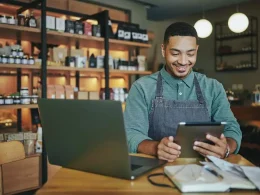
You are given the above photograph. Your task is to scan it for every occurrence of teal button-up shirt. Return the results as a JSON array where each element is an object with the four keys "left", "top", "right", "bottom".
[{"left": 124, "top": 66, "right": 242, "bottom": 154}]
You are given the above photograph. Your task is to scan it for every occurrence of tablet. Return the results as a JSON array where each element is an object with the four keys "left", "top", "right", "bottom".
[{"left": 175, "top": 122, "right": 226, "bottom": 158}]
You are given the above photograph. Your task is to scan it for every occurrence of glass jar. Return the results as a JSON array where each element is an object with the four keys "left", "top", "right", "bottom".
[
  {"left": 31, "top": 95, "right": 38, "bottom": 104},
  {"left": 29, "top": 56, "right": 35, "bottom": 65},
  {"left": 18, "top": 14, "right": 25, "bottom": 26},
  {"left": 15, "top": 56, "right": 21, "bottom": 64},
  {"left": 0, "top": 96, "right": 4, "bottom": 105},
  {"left": 2, "top": 55, "right": 8, "bottom": 64},
  {"left": 11, "top": 49, "right": 17, "bottom": 56},
  {"left": 8, "top": 55, "right": 15, "bottom": 64},
  {"left": 18, "top": 49, "right": 24, "bottom": 57},
  {"left": 21, "top": 95, "right": 30, "bottom": 105},
  {"left": 4, "top": 96, "right": 14, "bottom": 105},
  {"left": 0, "top": 15, "right": 7, "bottom": 24},
  {"left": 22, "top": 56, "right": 28, "bottom": 64},
  {"left": 20, "top": 87, "right": 29, "bottom": 96},
  {"left": 13, "top": 96, "right": 21, "bottom": 104}
]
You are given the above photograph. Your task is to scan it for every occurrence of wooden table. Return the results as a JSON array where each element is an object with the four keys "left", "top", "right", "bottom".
[{"left": 36, "top": 154, "right": 259, "bottom": 195}]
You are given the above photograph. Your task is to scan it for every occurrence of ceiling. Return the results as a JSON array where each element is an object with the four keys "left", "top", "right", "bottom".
[{"left": 130, "top": 0, "right": 251, "bottom": 21}]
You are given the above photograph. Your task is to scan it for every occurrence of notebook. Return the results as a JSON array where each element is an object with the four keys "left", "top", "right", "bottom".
[{"left": 164, "top": 157, "right": 257, "bottom": 193}]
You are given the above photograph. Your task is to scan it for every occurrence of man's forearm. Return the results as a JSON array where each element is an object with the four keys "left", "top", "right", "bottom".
[
  {"left": 227, "top": 137, "right": 237, "bottom": 154},
  {"left": 137, "top": 140, "right": 159, "bottom": 156}
]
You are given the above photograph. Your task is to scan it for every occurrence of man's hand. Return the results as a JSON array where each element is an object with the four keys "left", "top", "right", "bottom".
[
  {"left": 157, "top": 136, "right": 181, "bottom": 162},
  {"left": 193, "top": 134, "right": 228, "bottom": 158}
]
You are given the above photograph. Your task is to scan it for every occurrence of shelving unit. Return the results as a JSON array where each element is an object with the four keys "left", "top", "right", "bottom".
[
  {"left": 215, "top": 16, "right": 258, "bottom": 72},
  {"left": 0, "top": 0, "right": 153, "bottom": 190}
]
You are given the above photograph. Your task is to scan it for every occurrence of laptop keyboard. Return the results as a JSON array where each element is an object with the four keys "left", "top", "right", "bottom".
[{"left": 131, "top": 164, "right": 142, "bottom": 171}]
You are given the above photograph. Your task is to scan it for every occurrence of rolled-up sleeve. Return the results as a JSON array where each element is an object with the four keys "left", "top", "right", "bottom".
[
  {"left": 124, "top": 83, "right": 151, "bottom": 153},
  {"left": 211, "top": 82, "right": 242, "bottom": 154}
]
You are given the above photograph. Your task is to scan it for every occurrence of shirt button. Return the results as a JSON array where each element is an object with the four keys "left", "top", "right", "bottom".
[{"left": 179, "top": 92, "right": 182, "bottom": 95}]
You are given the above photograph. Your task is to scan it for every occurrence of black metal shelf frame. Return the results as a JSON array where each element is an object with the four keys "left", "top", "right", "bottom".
[
  {"left": 0, "top": 0, "right": 135, "bottom": 185},
  {"left": 214, "top": 16, "right": 258, "bottom": 72}
]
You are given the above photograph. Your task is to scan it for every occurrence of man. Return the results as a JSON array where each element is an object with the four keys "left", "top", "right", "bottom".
[{"left": 124, "top": 22, "right": 242, "bottom": 162}]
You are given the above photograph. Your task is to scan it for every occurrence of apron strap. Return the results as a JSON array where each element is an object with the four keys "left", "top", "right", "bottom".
[
  {"left": 155, "top": 73, "right": 163, "bottom": 98},
  {"left": 194, "top": 76, "right": 206, "bottom": 104}
]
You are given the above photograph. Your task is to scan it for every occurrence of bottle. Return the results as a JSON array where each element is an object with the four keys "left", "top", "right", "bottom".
[
  {"left": 35, "top": 127, "right": 42, "bottom": 153},
  {"left": 25, "top": 14, "right": 30, "bottom": 26},
  {"left": 28, "top": 11, "right": 37, "bottom": 28}
]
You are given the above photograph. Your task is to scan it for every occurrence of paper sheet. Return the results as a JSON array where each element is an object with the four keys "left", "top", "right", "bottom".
[{"left": 240, "top": 166, "right": 260, "bottom": 191}]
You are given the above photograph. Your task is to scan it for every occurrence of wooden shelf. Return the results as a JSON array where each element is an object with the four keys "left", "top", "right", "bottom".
[
  {"left": 242, "top": 142, "right": 260, "bottom": 150},
  {"left": 47, "top": 66, "right": 104, "bottom": 72},
  {"left": 110, "top": 70, "right": 152, "bottom": 75},
  {"left": 217, "top": 50, "right": 257, "bottom": 56},
  {"left": 0, "top": 64, "right": 41, "bottom": 70},
  {"left": 0, "top": 23, "right": 40, "bottom": 33},
  {"left": 0, "top": 104, "right": 38, "bottom": 110},
  {"left": 216, "top": 66, "right": 257, "bottom": 72},
  {"left": 109, "top": 39, "right": 151, "bottom": 48},
  {"left": 216, "top": 33, "right": 257, "bottom": 41}
]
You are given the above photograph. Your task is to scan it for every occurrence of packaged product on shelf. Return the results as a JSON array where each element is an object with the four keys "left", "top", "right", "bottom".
[
  {"left": 22, "top": 56, "right": 28, "bottom": 64},
  {"left": 52, "top": 47, "right": 67, "bottom": 64},
  {"left": 36, "top": 127, "right": 42, "bottom": 153},
  {"left": 8, "top": 55, "right": 15, "bottom": 64},
  {"left": 89, "top": 53, "right": 97, "bottom": 68},
  {"left": 21, "top": 95, "right": 30, "bottom": 105},
  {"left": 20, "top": 87, "right": 29, "bottom": 96},
  {"left": 64, "top": 85, "right": 74, "bottom": 99},
  {"left": 47, "top": 85, "right": 56, "bottom": 99},
  {"left": 0, "top": 96, "right": 4, "bottom": 105},
  {"left": 13, "top": 96, "right": 21, "bottom": 104},
  {"left": 89, "top": 91, "right": 99, "bottom": 100},
  {"left": 24, "top": 131, "right": 37, "bottom": 140},
  {"left": 0, "top": 15, "right": 7, "bottom": 24},
  {"left": 131, "top": 28, "right": 138, "bottom": 42},
  {"left": 56, "top": 17, "right": 65, "bottom": 32},
  {"left": 65, "top": 20, "right": 75, "bottom": 33},
  {"left": 124, "top": 27, "right": 131, "bottom": 41},
  {"left": 75, "top": 56, "right": 87, "bottom": 68},
  {"left": 137, "top": 55, "right": 146, "bottom": 71},
  {"left": 75, "top": 21, "right": 84, "bottom": 35},
  {"left": 24, "top": 139, "right": 35, "bottom": 155},
  {"left": 55, "top": 85, "right": 65, "bottom": 99},
  {"left": 28, "top": 11, "right": 37, "bottom": 28},
  {"left": 92, "top": 24, "right": 101, "bottom": 37},
  {"left": 65, "top": 56, "right": 76, "bottom": 67},
  {"left": 137, "top": 29, "right": 143, "bottom": 42},
  {"left": 18, "top": 14, "right": 25, "bottom": 26},
  {"left": 2, "top": 55, "right": 8, "bottom": 63},
  {"left": 0, "top": 134, "right": 4, "bottom": 142},
  {"left": 7, "top": 16, "right": 16, "bottom": 25},
  {"left": 74, "top": 91, "right": 89, "bottom": 100},
  {"left": 31, "top": 95, "right": 38, "bottom": 104},
  {"left": 4, "top": 96, "right": 14, "bottom": 105},
  {"left": 11, "top": 48, "right": 17, "bottom": 56},
  {"left": 113, "top": 88, "right": 120, "bottom": 101},
  {"left": 84, "top": 22, "right": 92, "bottom": 36},
  {"left": 109, "top": 55, "right": 114, "bottom": 69},
  {"left": 15, "top": 56, "right": 21, "bottom": 64},
  {"left": 108, "top": 19, "right": 114, "bottom": 38},
  {"left": 18, "top": 48, "right": 23, "bottom": 57},
  {"left": 119, "top": 88, "right": 125, "bottom": 103},
  {"left": 37, "top": 15, "right": 55, "bottom": 30},
  {"left": 96, "top": 55, "right": 104, "bottom": 68},
  {"left": 25, "top": 14, "right": 29, "bottom": 26},
  {"left": 118, "top": 60, "right": 128, "bottom": 70},
  {"left": 142, "top": 29, "right": 149, "bottom": 43},
  {"left": 116, "top": 24, "right": 125, "bottom": 40},
  {"left": 5, "top": 132, "right": 24, "bottom": 142}
]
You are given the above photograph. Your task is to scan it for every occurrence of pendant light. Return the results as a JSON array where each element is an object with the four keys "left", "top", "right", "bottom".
[
  {"left": 194, "top": 7, "right": 213, "bottom": 38},
  {"left": 228, "top": 5, "right": 249, "bottom": 33}
]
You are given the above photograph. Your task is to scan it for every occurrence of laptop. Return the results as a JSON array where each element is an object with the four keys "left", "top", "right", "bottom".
[{"left": 38, "top": 99, "right": 166, "bottom": 180}]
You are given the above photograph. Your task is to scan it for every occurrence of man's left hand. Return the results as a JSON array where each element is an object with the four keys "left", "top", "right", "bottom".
[{"left": 193, "top": 134, "right": 228, "bottom": 158}]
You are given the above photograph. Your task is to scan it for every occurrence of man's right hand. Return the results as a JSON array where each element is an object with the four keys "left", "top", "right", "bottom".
[{"left": 157, "top": 136, "right": 181, "bottom": 162}]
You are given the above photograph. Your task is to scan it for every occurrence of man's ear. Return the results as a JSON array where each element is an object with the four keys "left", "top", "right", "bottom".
[
  {"left": 161, "top": 44, "right": 165, "bottom": 58},
  {"left": 196, "top": 45, "right": 199, "bottom": 51}
]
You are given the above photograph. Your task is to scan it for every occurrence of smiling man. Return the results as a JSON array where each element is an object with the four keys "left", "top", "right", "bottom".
[{"left": 124, "top": 22, "right": 242, "bottom": 162}]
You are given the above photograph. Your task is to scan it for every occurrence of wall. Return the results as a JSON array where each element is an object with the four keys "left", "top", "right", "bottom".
[{"left": 159, "top": 0, "right": 260, "bottom": 91}]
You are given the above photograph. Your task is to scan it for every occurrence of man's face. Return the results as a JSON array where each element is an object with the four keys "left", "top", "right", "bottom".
[{"left": 161, "top": 36, "right": 198, "bottom": 79}]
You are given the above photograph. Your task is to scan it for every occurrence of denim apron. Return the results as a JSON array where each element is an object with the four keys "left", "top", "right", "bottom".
[{"left": 148, "top": 72, "right": 211, "bottom": 141}]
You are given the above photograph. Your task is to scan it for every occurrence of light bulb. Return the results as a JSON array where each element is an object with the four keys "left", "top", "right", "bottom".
[
  {"left": 228, "top": 12, "right": 249, "bottom": 33},
  {"left": 194, "top": 19, "right": 213, "bottom": 38}
]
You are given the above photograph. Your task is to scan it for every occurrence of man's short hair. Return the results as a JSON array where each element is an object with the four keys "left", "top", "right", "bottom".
[{"left": 163, "top": 22, "right": 198, "bottom": 45}]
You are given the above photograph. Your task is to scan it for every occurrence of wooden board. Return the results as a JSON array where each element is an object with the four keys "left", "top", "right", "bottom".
[
  {"left": 2, "top": 156, "right": 41, "bottom": 195},
  {"left": 0, "top": 166, "right": 2, "bottom": 195},
  {"left": 0, "top": 141, "right": 25, "bottom": 165}
]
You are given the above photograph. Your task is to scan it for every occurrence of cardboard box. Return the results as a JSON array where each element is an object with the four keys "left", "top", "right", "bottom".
[
  {"left": 5, "top": 133, "right": 24, "bottom": 141},
  {"left": 64, "top": 85, "right": 74, "bottom": 99},
  {"left": 55, "top": 85, "right": 65, "bottom": 99},
  {"left": 23, "top": 132, "right": 37, "bottom": 140},
  {"left": 74, "top": 91, "right": 88, "bottom": 100},
  {"left": 71, "top": 49, "right": 84, "bottom": 57},
  {"left": 37, "top": 16, "right": 55, "bottom": 30},
  {"left": 52, "top": 47, "right": 68, "bottom": 63},
  {"left": 84, "top": 22, "right": 92, "bottom": 36},
  {"left": 47, "top": 85, "right": 56, "bottom": 99},
  {"left": 89, "top": 91, "right": 99, "bottom": 100},
  {"left": 76, "top": 56, "right": 87, "bottom": 68},
  {"left": 56, "top": 18, "right": 65, "bottom": 32}
]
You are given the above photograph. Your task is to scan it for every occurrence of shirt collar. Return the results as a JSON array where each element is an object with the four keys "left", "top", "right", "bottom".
[{"left": 160, "top": 66, "right": 194, "bottom": 88}]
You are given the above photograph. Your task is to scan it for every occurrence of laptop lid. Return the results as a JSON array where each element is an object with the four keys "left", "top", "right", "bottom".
[{"left": 38, "top": 99, "right": 133, "bottom": 179}]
